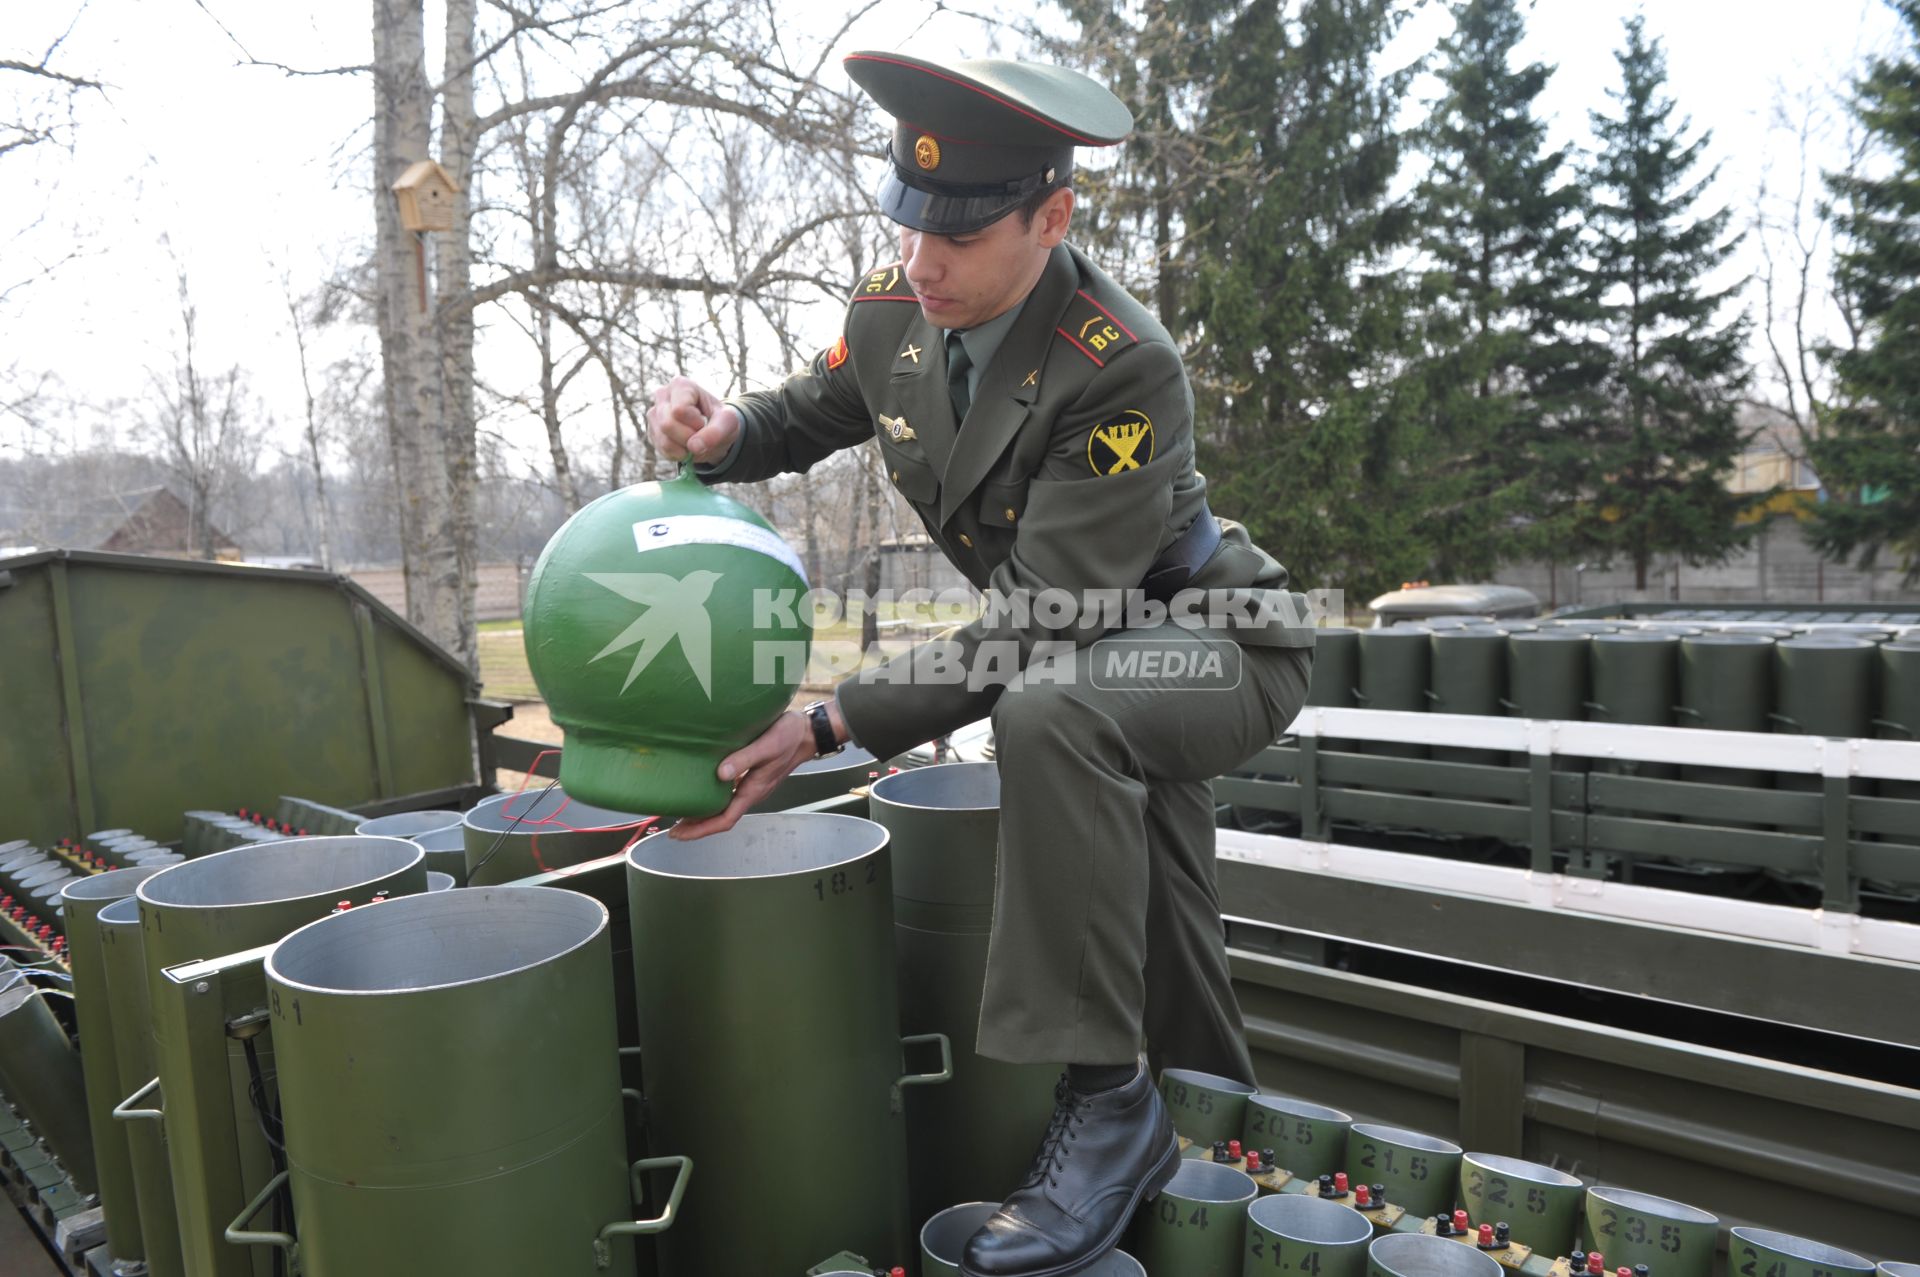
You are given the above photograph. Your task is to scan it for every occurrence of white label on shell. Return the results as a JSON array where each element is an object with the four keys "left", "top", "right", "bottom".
[{"left": 631, "top": 515, "right": 807, "bottom": 584}]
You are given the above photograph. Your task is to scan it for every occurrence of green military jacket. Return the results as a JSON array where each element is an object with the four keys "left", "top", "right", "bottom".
[{"left": 701, "top": 242, "right": 1314, "bottom": 761}]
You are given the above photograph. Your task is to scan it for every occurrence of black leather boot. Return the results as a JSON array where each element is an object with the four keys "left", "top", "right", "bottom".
[{"left": 961, "top": 1062, "right": 1179, "bottom": 1277}]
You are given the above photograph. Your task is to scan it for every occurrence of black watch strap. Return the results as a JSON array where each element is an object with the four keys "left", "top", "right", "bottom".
[{"left": 804, "top": 701, "right": 843, "bottom": 757}]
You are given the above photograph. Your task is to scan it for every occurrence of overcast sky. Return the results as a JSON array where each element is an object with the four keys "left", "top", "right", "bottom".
[{"left": 1, "top": 0, "right": 1905, "bottom": 467}]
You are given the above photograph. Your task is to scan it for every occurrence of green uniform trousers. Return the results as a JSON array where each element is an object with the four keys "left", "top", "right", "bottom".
[{"left": 977, "top": 623, "right": 1312, "bottom": 1083}]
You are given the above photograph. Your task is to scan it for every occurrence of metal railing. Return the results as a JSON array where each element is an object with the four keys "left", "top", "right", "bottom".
[{"left": 1215, "top": 709, "right": 1920, "bottom": 911}]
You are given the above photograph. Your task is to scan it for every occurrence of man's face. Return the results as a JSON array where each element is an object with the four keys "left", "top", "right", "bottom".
[{"left": 899, "top": 189, "right": 1074, "bottom": 331}]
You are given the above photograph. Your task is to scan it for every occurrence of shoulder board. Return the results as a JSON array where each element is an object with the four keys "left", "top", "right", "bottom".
[
  {"left": 1054, "top": 288, "right": 1139, "bottom": 368},
  {"left": 851, "top": 262, "right": 916, "bottom": 303}
]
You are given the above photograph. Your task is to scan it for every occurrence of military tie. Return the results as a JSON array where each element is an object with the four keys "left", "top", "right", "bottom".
[{"left": 946, "top": 331, "right": 973, "bottom": 423}]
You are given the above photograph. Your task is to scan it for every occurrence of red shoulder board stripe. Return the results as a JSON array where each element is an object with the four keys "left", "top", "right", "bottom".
[
  {"left": 1057, "top": 290, "right": 1138, "bottom": 366},
  {"left": 1056, "top": 326, "right": 1105, "bottom": 368},
  {"left": 853, "top": 263, "right": 916, "bottom": 302}
]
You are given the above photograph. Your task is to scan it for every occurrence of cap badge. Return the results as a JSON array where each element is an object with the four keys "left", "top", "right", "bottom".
[{"left": 914, "top": 135, "right": 941, "bottom": 171}]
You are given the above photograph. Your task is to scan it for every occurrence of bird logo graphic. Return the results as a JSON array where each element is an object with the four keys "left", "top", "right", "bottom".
[{"left": 583, "top": 570, "right": 722, "bottom": 697}]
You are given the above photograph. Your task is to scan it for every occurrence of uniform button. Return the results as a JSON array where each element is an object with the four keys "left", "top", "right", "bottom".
[
  {"left": 891, "top": 470, "right": 899, "bottom": 482},
  {"left": 1004, "top": 508, "right": 1017, "bottom": 522},
  {"left": 958, "top": 533, "right": 973, "bottom": 548}
]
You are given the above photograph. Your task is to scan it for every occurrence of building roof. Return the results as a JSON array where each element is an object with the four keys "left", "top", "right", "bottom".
[{"left": 0, "top": 485, "right": 241, "bottom": 559}]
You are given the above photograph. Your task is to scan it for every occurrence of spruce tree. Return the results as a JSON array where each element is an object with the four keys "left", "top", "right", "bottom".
[
  {"left": 1577, "top": 16, "right": 1753, "bottom": 590},
  {"left": 1413, "top": 0, "right": 1604, "bottom": 579},
  {"left": 1809, "top": 0, "right": 1920, "bottom": 579},
  {"left": 1180, "top": 0, "right": 1428, "bottom": 605}
]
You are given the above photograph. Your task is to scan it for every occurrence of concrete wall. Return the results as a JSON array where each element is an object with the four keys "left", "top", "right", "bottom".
[{"left": 1494, "top": 515, "right": 1920, "bottom": 610}]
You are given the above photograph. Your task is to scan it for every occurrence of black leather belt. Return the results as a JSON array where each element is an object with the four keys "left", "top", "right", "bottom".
[{"left": 1140, "top": 503, "right": 1222, "bottom": 603}]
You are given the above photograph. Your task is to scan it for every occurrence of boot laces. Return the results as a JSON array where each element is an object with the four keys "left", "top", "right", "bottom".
[{"left": 1021, "top": 1079, "right": 1089, "bottom": 1190}]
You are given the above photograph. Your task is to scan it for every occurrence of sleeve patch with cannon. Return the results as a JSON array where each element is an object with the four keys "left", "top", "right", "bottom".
[{"left": 1087, "top": 410, "right": 1155, "bottom": 476}]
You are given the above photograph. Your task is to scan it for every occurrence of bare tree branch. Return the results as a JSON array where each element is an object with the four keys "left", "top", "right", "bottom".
[{"left": 0, "top": 59, "right": 103, "bottom": 90}]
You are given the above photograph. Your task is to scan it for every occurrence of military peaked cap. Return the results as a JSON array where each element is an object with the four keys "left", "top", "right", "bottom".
[{"left": 844, "top": 51, "right": 1133, "bottom": 234}]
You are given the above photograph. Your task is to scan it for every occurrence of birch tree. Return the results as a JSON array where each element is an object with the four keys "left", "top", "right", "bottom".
[{"left": 371, "top": 0, "right": 880, "bottom": 671}]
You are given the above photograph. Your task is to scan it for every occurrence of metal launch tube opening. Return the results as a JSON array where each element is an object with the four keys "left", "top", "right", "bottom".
[
  {"left": 870, "top": 762, "right": 1000, "bottom": 810},
  {"left": 630, "top": 812, "right": 887, "bottom": 880},
  {"left": 1586, "top": 1185, "right": 1717, "bottom": 1223},
  {"left": 267, "top": 887, "right": 607, "bottom": 995},
  {"left": 1247, "top": 1193, "right": 1374, "bottom": 1244},
  {"left": 266, "top": 887, "right": 602, "bottom": 998},
  {"left": 1461, "top": 1152, "right": 1581, "bottom": 1187},
  {"left": 137, "top": 836, "right": 423, "bottom": 910},
  {"left": 1371, "top": 1233, "right": 1504, "bottom": 1277}
]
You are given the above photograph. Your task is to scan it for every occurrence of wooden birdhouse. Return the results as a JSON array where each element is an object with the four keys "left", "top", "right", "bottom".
[{"left": 392, "top": 159, "right": 460, "bottom": 233}]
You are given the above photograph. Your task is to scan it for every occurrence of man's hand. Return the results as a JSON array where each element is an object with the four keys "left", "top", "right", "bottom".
[
  {"left": 648, "top": 375, "right": 741, "bottom": 464},
  {"left": 668, "top": 710, "right": 817, "bottom": 840}
]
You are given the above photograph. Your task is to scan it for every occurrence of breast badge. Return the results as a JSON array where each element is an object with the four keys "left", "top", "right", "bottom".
[
  {"left": 879, "top": 413, "right": 917, "bottom": 442},
  {"left": 1087, "top": 410, "right": 1154, "bottom": 475}
]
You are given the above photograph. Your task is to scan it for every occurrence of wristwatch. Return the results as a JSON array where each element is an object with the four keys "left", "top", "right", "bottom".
[{"left": 803, "top": 700, "right": 843, "bottom": 758}]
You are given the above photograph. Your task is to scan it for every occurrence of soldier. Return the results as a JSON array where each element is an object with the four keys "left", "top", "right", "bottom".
[{"left": 648, "top": 51, "right": 1315, "bottom": 1277}]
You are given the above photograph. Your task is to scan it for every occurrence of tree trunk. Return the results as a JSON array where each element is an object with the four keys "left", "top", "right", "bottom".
[
  {"left": 372, "top": 0, "right": 470, "bottom": 668},
  {"left": 437, "top": 0, "right": 480, "bottom": 670},
  {"left": 534, "top": 299, "right": 583, "bottom": 511},
  {"left": 803, "top": 472, "right": 821, "bottom": 588},
  {"left": 860, "top": 453, "right": 882, "bottom": 654},
  {"left": 287, "top": 292, "right": 334, "bottom": 569}
]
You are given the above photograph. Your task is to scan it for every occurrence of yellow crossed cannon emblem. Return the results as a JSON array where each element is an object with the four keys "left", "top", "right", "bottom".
[{"left": 1087, "top": 411, "right": 1155, "bottom": 476}]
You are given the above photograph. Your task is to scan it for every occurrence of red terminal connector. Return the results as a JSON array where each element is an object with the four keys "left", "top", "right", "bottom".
[
  {"left": 1619, "top": 1269, "right": 1631, "bottom": 1277},
  {"left": 337, "top": 900, "right": 353, "bottom": 910},
  {"left": 1246, "top": 1150, "right": 1262, "bottom": 1172},
  {"left": 1589, "top": 1254, "right": 1605, "bottom": 1275},
  {"left": 891, "top": 1269, "right": 906, "bottom": 1277},
  {"left": 1228, "top": 1140, "right": 1242, "bottom": 1160},
  {"left": 1480, "top": 1224, "right": 1495, "bottom": 1247},
  {"left": 1454, "top": 1210, "right": 1470, "bottom": 1233},
  {"left": 1334, "top": 1172, "right": 1349, "bottom": 1193},
  {"left": 1355, "top": 1184, "right": 1372, "bottom": 1207},
  {"left": 298, "top": 828, "right": 309, "bottom": 837}
]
